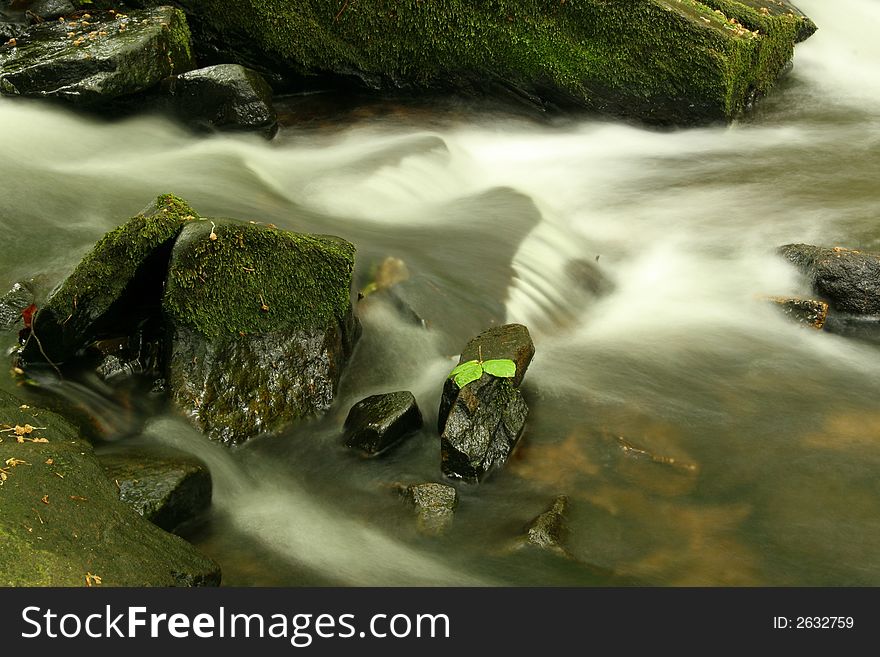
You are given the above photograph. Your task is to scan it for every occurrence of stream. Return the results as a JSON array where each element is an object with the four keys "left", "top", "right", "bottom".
[{"left": 1, "top": 0, "right": 879, "bottom": 586}]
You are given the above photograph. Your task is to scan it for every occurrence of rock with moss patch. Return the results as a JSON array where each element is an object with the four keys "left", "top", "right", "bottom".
[
  {"left": 164, "top": 219, "right": 358, "bottom": 445},
  {"left": 0, "top": 389, "right": 220, "bottom": 586},
  {"left": 21, "top": 194, "right": 198, "bottom": 366},
  {"left": 151, "top": 0, "right": 815, "bottom": 125},
  {"left": 98, "top": 447, "right": 212, "bottom": 532},
  {"left": 0, "top": 6, "right": 194, "bottom": 105},
  {"left": 161, "top": 63, "right": 277, "bottom": 134}
]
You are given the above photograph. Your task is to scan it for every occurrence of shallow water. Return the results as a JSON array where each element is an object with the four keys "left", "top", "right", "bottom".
[{"left": 2, "top": 0, "right": 880, "bottom": 586}]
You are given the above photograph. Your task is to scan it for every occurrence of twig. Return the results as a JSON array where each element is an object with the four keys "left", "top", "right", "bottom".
[
  {"left": 24, "top": 310, "right": 63, "bottom": 380},
  {"left": 335, "top": 0, "right": 350, "bottom": 21}
]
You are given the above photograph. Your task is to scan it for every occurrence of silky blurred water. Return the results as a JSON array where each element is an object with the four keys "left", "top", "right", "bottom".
[{"left": 1, "top": 0, "right": 879, "bottom": 586}]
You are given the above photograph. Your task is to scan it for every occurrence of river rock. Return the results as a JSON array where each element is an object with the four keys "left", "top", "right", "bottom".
[
  {"left": 779, "top": 244, "right": 880, "bottom": 315},
  {"left": 161, "top": 63, "right": 277, "bottom": 134},
  {"left": 400, "top": 482, "right": 457, "bottom": 536},
  {"left": 766, "top": 296, "right": 828, "bottom": 330},
  {"left": 0, "top": 281, "right": 32, "bottom": 331},
  {"left": 343, "top": 391, "right": 422, "bottom": 456},
  {"left": 21, "top": 194, "right": 198, "bottom": 366},
  {"left": 98, "top": 448, "right": 212, "bottom": 532},
  {"left": 565, "top": 258, "right": 614, "bottom": 297},
  {"left": 438, "top": 323, "right": 534, "bottom": 432},
  {"left": 165, "top": 219, "right": 358, "bottom": 445},
  {"left": 29, "top": 0, "right": 74, "bottom": 21},
  {"left": 516, "top": 495, "right": 570, "bottom": 556},
  {"left": 0, "top": 389, "right": 220, "bottom": 586},
  {"left": 154, "top": 0, "right": 815, "bottom": 125},
  {"left": 440, "top": 374, "right": 528, "bottom": 483},
  {"left": 0, "top": 6, "right": 194, "bottom": 105}
]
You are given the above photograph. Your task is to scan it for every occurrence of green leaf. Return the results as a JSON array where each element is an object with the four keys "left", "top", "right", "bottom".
[
  {"left": 482, "top": 359, "right": 516, "bottom": 378},
  {"left": 449, "top": 360, "right": 483, "bottom": 388}
]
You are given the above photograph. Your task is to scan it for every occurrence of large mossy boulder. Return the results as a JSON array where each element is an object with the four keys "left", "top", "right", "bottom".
[
  {"left": 0, "top": 6, "right": 194, "bottom": 105},
  {"left": 22, "top": 194, "right": 198, "bottom": 366},
  {"left": 155, "top": 0, "right": 815, "bottom": 125},
  {"left": 165, "top": 219, "right": 358, "bottom": 445},
  {"left": 0, "top": 389, "right": 220, "bottom": 586}
]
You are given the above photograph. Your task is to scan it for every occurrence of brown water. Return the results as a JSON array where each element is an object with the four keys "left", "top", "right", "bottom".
[{"left": 1, "top": 0, "right": 879, "bottom": 586}]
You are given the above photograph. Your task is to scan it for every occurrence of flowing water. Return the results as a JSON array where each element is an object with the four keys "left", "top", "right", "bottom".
[{"left": 2, "top": 0, "right": 880, "bottom": 586}]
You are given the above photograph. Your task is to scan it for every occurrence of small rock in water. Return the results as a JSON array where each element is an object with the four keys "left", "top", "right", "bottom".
[
  {"left": 517, "top": 495, "right": 570, "bottom": 556},
  {"left": 438, "top": 323, "right": 534, "bottom": 431},
  {"left": 779, "top": 244, "right": 880, "bottom": 315},
  {"left": 344, "top": 391, "right": 423, "bottom": 456},
  {"left": 0, "top": 281, "right": 34, "bottom": 331},
  {"left": 441, "top": 374, "right": 528, "bottom": 483},
  {"left": 400, "top": 482, "right": 457, "bottom": 536},
  {"left": 161, "top": 64, "right": 277, "bottom": 135},
  {"left": 766, "top": 296, "right": 828, "bottom": 330}
]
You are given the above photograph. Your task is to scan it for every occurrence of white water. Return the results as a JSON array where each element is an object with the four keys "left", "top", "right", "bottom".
[{"left": 2, "top": 0, "right": 880, "bottom": 585}]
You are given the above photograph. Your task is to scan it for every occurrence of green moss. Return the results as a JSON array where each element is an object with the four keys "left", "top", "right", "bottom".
[
  {"left": 0, "top": 390, "right": 219, "bottom": 586},
  {"left": 25, "top": 194, "right": 197, "bottom": 363},
  {"left": 174, "top": 0, "right": 815, "bottom": 123},
  {"left": 164, "top": 219, "right": 355, "bottom": 338}
]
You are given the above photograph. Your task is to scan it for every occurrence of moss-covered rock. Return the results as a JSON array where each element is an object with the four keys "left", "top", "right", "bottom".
[
  {"left": 22, "top": 194, "right": 198, "bottom": 365},
  {"left": 155, "top": 0, "right": 815, "bottom": 124},
  {"left": 165, "top": 219, "right": 358, "bottom": 445},
  {"left": 0, "top": 6, "right": 195, "bottom": 105},
  {"left": 0, "top": 389, "right": 220, "bottom": 586}
]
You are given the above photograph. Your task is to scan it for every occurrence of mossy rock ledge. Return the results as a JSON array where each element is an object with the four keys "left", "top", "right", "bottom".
[
  {"left": 148, "top": 0, "right": 815, "bottom": 125},
  {"left": 0, "top": 389, "right": 220, "bottom": 586},
  {"left": 22, "top": 194, "right": 359, "bottom": 446},
  {"left": 0, "top": 6, "right": 195, "bottom": 105}
]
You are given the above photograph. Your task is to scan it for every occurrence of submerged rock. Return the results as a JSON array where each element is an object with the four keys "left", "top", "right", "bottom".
[
  {"left": 162, "top": 0, "right": 815, "bottom": 125},
  {"left": 343, "top": 391, "right": 422, "bottom": 456},
  {"left": 21, "top": 194, "right": 198, "bottom": 366},
  {"left": 0, "top": 6, "right": 194, "bottom": 104},
  {"left": 0, "top": 389, "right": 220, "bottom": 586},
  {"left": 779, "top": 244, "right": 880, "bottom": 315},
  {"left": 766, "top": 296, "right": 828, "bottom": 330},
  {"left": 516, "top": 495, "right": 570, "bottom": 556},
  {"left": 161, "top": 63, "right": 277, "bottom": 134},
  {"left": 565, "top": 258, "right": 614, "bottom": 297},
  {"left": 98, "top": 447, "right": 212, "bottom": 532},
  {"left": 441, "top": 374, "right": 528, "bottom": 484},
  {"left": 165, "top": 219, "right": 358, "bottom": 445},
  {"left": 439, "top": 323, "right": 534, "bottom": 431},
  {"left": 400, "top": 482, "right": 457, "bottom": 536}
]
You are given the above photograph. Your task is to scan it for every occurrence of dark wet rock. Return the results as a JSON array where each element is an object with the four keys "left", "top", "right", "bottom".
[
  {"left": 0, "top": 388, "right": 220, "bottom": 586},
  {"left": 0, "top": 281, "right": 33, "bottom": 331},
  {"left": 0, "top": 21, "right": 25, "bottom": 41},
  {"left": 399, "top": 482, "right": 457, "bottom": 536},
  {"left": 98, "top": 448, "right": 212, "bottom": 533},
  {"left": 161, "top": 63, "right": 277, "bottom": 134},
  {"left": 565, "top": 258, "right": 614, "bottom": 297},
  {"left": 156, "top": 0, "right": 815, "bottom": 125},
  {"left": 165, "top": 219, "right": 358, "bottom": 446},
  {"left": 89, "top": 330, "right": 162, "bottom": 383},
  {"left": 440, "top": 374, "right": 528, "bottom": 484},
  {"left": 29, "top": 0, "right": 74, "bottom": 21},
  {"left": 766, "top": 296, "right": 828, "bottom": 330},
  {"left": 21, "top": 194, "right": 198, "bottom": 366},
  {"left": 0, "top": 6, "right": 194, "bottom": 105},
  {"left": 822, "top": 314, "right": 880, "bottom": 344},
  {"left": 517, "top": 495, "right": 570, "bottom": 556},
  {"left": 779, "top": 244, "right": 880, "bottom": 315},
  {"left": 438, "top": 323, "right": 534, "bottom": 432},
  {"left": 343, "top": 391, "right": 422, "bottom": 456}
]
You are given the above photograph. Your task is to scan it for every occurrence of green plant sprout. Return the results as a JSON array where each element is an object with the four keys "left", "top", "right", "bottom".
[{"left": 447, "top": 346, "right": 516, "bottom": 388}]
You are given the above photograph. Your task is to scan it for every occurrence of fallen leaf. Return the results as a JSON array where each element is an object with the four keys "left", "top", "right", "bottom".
[
  {"left": 85, "top": 572, "right": 102, "bottom": 587},
  {"left": 40, "top": 495, "right": 49, "bottom": 505},
  {"left": 5, "top": 457, "right": 28, "bottom": 467}
]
